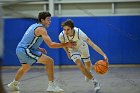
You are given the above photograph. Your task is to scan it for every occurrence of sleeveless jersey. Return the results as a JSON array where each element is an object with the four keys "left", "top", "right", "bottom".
[
  {"left": 59, "top": 27, "right": 88, "bottom": 52},
  {"left": 17, "top": 23, "right": 43, "bottom": 49}
]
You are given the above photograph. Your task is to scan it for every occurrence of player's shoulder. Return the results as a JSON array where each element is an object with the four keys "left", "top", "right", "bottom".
[
  {"left": 74, "top": 27, "right": 83, "bottom": 33},
  {"left": 35, "top": 27, "right": 46, "bottom": 35},
  {"left": 59, "top": 31, "right": 64, "bottom": 36},
  {"left": 34, "top": 24, "right": 46, "bottom": 35},
  {"left": 30, "top": 23, "right": 41, "bottom": 27},
  {"left": 74, "top": 27, "right": 79, "bottom": 31},
  {"left": 35, "top": 24, "right": 45, "bottom": 30}
]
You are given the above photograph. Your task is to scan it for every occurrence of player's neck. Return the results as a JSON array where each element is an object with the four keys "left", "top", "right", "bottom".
[
  {"left": 38, "top": 22, "right": 47, "bottom": 27},
  {"left": 69, "top": 30, "right": 74, "bottom": 37}
]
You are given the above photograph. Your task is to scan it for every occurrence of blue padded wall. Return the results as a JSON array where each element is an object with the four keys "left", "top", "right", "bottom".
[
  {"left": 3, "top": 17, "right": 61, "bottom": 66},
  {"left": 3, "top": 18, "right": 37, "bottom": 66},
  {"left": 3, "top": 16, "right": 140, "bottom": 66}
]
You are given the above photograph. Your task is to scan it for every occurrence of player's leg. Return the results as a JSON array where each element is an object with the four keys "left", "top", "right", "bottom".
[
  {"left": 81, "top": 44, "right": 93, "bottom": 81},
  {"left": 8, "top": 48, "right": 33, "bottom": 91},
  {"left": 84, "top": 61, "right": 92, "bottom": 72},
  {"left": 84, "top": 60, "right": 101, "bottom": 92},
  {"left": 75, "top": 59, "right": 93, "bottom": 80},
  {"left": 79, "top": 42, "right": 92, "bottom": 72},
  {"left": 15, "top": 64, "right": 30, "bottom": 81},
  {"left": 83, "top": 60, "right": 93, "bottom": 82},
  {"left": 75, "top": 59, "right": 100, "bottom": 92},
  {"left": 38, "top": 54, "right": 54, "bottom": 81},
  {"left": 71, "top": 52, "right": 100, "bottom": 93},
  {"left": 70, "top": 52, "right": 92, "bottom": 80},
  {"left": 8, "top": 64, "right": 30, "bottom": 91},
  {"left": 38, "top": 54, "right": 64, "bottom": 92}
]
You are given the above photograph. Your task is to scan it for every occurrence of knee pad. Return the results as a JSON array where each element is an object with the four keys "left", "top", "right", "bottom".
[{"left": 70, "top": 53, "right": 81, "bottom": 62}]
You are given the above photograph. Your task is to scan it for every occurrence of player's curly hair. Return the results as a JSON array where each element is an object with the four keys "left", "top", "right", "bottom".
[
  {"left": 61, "top": 19, "right": 74, "bottom": 29},
  {"left": 38, "top": 11, "right": 51, "bottom": 22}
]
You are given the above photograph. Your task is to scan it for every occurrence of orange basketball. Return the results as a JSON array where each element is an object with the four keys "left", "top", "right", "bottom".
[{"left": 93, "top": 60, "right": 109, "bottom": 74}]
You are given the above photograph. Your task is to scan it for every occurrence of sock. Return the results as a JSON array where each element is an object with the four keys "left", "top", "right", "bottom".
[
  {"left": 90, "top": 77, "right": 96, "bottom": 83},
  {"left": 13, "top": 80, "right": 19, "bottom": 83},
  {"left": 48, "top": 81, "right": 54, "bottom": 85}
]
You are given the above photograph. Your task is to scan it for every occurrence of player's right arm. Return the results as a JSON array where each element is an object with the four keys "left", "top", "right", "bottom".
[
  {"left": 35, "top": 27, "right": 75, "bottom": 48},
  {"left": 59, "top": 33, "right": 71, "bottom": 59},
  {"left": 63, "top": 47, "right": 71, "bottom": 59}
]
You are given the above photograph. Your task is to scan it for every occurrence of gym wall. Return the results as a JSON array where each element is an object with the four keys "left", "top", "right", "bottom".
[
  {"left": 2, "top": 0, "right": 140, "bottom": 66},
  {"left": 3, "top": 16, "right": 140, "bottom": 66}
]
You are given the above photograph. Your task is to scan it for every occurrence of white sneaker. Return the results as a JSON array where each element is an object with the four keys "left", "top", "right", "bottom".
[
  {"left": 47, "top": 81, "right": 64, "bottom": 92},
  {"left": 8, "top": 81, "right": 20, "bottom": 91},
  {"left": 93, "top": 79, "right": 100, "bottom": 93}
]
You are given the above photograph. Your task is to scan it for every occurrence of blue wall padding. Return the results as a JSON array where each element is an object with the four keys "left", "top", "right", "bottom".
[{"left": 3, "top": 16, "right": 140, "bottom": 66}]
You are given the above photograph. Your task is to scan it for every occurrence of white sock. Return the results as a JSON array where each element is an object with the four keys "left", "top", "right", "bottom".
[
  {"left": 13, "top": 80, "right": 19, "bottom": 83},
  {"left": 48, "top": 81, "right": 54, "bottom": 85}
]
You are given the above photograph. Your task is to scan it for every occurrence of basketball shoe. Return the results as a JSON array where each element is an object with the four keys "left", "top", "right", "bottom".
[
  {"left": 8, "top": 80, "right": 20, "bottom": 91},
  {"left": 47, "top": 81, "right": 64, "bottom": 92},
  {"left": 92, "top": 79, "right": 101, "bottom": 93}
]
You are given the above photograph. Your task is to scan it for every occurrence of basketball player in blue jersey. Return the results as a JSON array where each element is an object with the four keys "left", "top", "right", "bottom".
[
  {"left": 8, "top": 12, "right": 76, "bottom": 92},
  {"left": 59, "top": 19, "right": 108, "bottom": 93}
]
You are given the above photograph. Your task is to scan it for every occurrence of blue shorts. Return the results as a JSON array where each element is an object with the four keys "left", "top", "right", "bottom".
[{"left": 16, "top": 47, "right": 42, "bottom": 65}]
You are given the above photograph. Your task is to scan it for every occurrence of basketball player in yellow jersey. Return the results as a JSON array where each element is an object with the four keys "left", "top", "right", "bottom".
[{"left": 59, "top": 19, "right": 108, "bottom": 93}]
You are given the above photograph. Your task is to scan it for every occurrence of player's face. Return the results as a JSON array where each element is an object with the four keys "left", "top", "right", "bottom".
[
  {"left": 42, "top": 17, "right": 51, "bottom": 27},
  {"left": 63, "top": 26, "right": 73, "bottom": 36}
]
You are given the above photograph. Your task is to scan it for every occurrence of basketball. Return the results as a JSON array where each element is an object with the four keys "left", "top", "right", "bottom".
[{"left": 93, "top": 60, "right": 108, "bottom": 74}]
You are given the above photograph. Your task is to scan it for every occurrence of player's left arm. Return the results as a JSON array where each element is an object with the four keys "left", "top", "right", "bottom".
[
  {"left": 79, "top": 28, "right": 108, "bottom": 62},
  {"left": 86, "top": 38, "right": 108, "bottom": 62}
]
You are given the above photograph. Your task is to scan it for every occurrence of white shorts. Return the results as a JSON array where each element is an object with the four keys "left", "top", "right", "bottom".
[{"left": 69, "top": 42, "right": 90, "bottom": 62}]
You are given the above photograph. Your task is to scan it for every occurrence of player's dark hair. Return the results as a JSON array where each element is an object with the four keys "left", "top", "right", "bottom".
[
  {"left": 38, "top": 11, "right": 51, "bottom": 22},
  {"left": 61, "top": 19, "right": 74, "bottom": 29}
]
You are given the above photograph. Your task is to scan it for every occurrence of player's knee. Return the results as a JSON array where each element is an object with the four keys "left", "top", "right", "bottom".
[
  {"left": 21, "top": 65, "right": 30, "bottom": 72},
  {"left": 46, "top": 57, "right": 54, "bottom": 65},
  {"left": 49, "top": 58, "right": 54, "bottom": 64},
  {"left": 71, "top": 55, "right": 81, "bottom": 62},
  {"left": 76, "top": 61, "right": 83, "bottom": 67}
]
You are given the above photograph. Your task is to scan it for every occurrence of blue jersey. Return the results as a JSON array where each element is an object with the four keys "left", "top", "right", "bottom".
[
  {"left": 16, "top": 23, "right": 44, "bottom": 65},
  {"left": 17, "top": 23, "right": 43, "bottom": 49}
]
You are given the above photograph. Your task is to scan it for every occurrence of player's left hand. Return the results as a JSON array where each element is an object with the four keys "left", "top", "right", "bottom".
[{"left": 39, "top": 47, "right": 47, "bottom": 54}]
